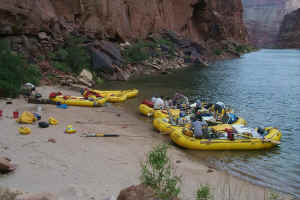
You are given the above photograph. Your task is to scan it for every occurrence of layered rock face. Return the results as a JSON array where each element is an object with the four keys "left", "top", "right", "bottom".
[
  {"left": 0, "top": 0, "right": 249, "bottom": 80},
  {"left": 242, "top": 0, "right": 300, "bottom": 47},
  {"left": 278, "top": 8, "right": 300, "bottom": 48},
  {"left": 0, "top": 0, "right": 248, "bottom": 43}
]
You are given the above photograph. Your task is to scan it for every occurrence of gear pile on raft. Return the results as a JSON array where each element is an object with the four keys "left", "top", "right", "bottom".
[{"left": 139, "top": 92, "right": 282, "bottom": 150}]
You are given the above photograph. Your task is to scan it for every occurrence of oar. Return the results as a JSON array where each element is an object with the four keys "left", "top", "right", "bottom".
[{"left": 81, "top": 133, "right": 120, "bottom": 137}]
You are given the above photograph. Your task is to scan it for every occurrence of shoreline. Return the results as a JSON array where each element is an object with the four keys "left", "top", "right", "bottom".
[{"left": 0, "top": 86, "right": 294, "bottom": 200}]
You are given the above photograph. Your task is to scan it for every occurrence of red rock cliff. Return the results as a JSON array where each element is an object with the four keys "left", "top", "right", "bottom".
[
  {"left": 242, "top": 0, "right": 300, "bottom": 47},
  {"left": 277, "top": 8, "right": 300, "bottom": 48},
  {"left": 0, "top": 0, "right": 248, "bottom": 44}
]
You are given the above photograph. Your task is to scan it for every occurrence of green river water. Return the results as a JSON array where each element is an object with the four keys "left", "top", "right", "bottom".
[{"left": 98, "top": 49, "right": 300, "bottom": 198}]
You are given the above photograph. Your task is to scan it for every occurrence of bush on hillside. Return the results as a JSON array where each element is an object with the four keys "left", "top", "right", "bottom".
[
  {"left": 123, "top": 40, "right": 156, "bottom": 63},
  {"left": 49, "top": 36, "right": 91, "bottom": 74},
  {"left": 0, "top": 39, "right": 41, "bottom": 97}
]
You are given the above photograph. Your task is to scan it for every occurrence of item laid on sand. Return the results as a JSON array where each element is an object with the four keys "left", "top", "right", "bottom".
[
  {"left": 17, "top": 111, "right": 37, "bottom": 124},
  {"left": 170, "top": 126, "right": 281, "bottom": 150},
  {"left": 19, "top": 126, "right": 31, "bottom": 135},
  {"left": 81, "top": 133, "right": 120, "bottom": 137},
  {"left": 33, "top": 113, "right": 41, "bottom": 120},
  {"left": 65, "top": 125, "right": 76, "bottom": 134},
  {"left": 56, "top": 103, "right": 68, "bottom": 109},
  {"left": 38, "top": 121, "right": 49, "bottom": 128},
  {"left": 48, "top": 117, "right": 59, "bottom": 125}
]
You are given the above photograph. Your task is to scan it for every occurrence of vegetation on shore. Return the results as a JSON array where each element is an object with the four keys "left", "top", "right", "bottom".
[
  {"left": 123, "top": 38, "right": 176, "bottom": 64},
  {"left": 0, "top": 39, "right": 41, "bottom": 97},
  {"left": 48, "top": 36, "right": 91, "bottom": 74},
  {"left": 141, "top": 144, "right": 181, "bottom": 200},
  {"left": 141, "top": 144, "right": 215, "bottom": 200}
]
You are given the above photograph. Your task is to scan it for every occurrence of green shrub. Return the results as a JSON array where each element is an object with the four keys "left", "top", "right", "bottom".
[
  {"left": 123, "top": 40, "right": 156, "bottom": 63},
  {"left": 214, "top": 49, "right": 223, "bottom": 56},
  {"left": 141, "top": 144, "right": 181, "bottom": 200},
  {"left": 196, "top": 185, "right": 212, "bottom": 200},
  {"left": 0, "top": 40, "right": 26, "bottom": 97},
  {"left": 24, "top": 64, "right": 42, "bottom": 86},
  {"left": 52, "top": 61, "right": 71, "bottom": 73},
  {"left": 65, "top": 36, "right": 91, "bottom": 73},
  {"left": 0, "top": 39, "right": 41, "bottom": 97},
  {"left": 156, "top": 38, "right": 176, "bottom": 57},
  {"left": 49, "top": 36, "right": 91, "bottom": 74},
  {"left": 269, "top": 190, "right": 280, "bottom": 200}
]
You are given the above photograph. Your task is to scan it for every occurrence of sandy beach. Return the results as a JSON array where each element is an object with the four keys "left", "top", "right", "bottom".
[{"left": 0, "top": 86, "right": 294, "bottom": 200}]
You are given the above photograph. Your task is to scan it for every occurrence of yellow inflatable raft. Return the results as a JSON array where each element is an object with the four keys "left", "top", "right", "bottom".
[
  {"left": 91, "top": 89, "right": 138, "bottom": 99},
  {"left": 139, "top": 104, "right": 155, "bottom": 117},
  {"left": 153, "top": 109, "right": 180, "bottom": 119},
  {"left": 50, "top": 96, "right": 107, "bottom": 107},
  {"left": 153, "top": 118, "right": 176, "bottom": 134},
  {"left": 139, "top": 104, "right": 180, "bottom": 118},
  {"left": 170, "top": 127, "right": 281, "bottom": 150},
  {"left": 107, "top": 93, "right": 128, "bottom": 103},
  {"left": 123, "top": 89, "right": 139, "bottom": 98}
]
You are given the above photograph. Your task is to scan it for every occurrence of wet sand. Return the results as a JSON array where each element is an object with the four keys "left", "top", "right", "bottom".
[{"left": 0, "top": 86, "right": 294, "bottom": 200}]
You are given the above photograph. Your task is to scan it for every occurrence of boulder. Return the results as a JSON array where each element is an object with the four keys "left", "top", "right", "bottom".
[
  {"left": 78, "top": 69, "right": 94, "bottom": 87},
  {"left": 16, "top": 192, "right": 57, "bottom": 200},
  {"left": 117, "top": 184, "right": 179, "bottom": 200},
  {"left": 0, "top": 157, "right": 16, "bottom": 174},
  {"left": 90, "top": 48, "right": 114, "bottom": 73},
  {"left": 38, "top": 32, "right": 49, "bottom": 40},
  {"left": 98, "top": 40, "right": 124, "bottom": 65}
]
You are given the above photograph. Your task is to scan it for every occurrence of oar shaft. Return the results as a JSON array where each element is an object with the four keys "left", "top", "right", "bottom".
[{"left": 83, "top": 133, "right": 120, "bottom": 137}]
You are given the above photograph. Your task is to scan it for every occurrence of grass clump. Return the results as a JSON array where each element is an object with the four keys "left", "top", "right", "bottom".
[
  {"left": 269, "top": 190, "right": 280, "bottom": 200},
  {"left": 0, "top": 39, "right": 41, "bottom": 97},
  {"left": 141, "top": 144, "right": 181, "bottom": 200},
  {"left": 196, "top": 185, "right": 212, "bottom": 200}
]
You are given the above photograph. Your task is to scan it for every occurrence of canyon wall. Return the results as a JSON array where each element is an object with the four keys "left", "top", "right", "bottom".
[
  {"left": 278, "top": 8, "right": 300, "bottom": 48},
  {"left": 0, "top": 0, "right": 248, "bottom": 43},
  {"left": 242, "top": 0, "right": 300, "bottom": 47},
  {"left": 0, "top": 0, "right": 249, "bottom": 80}
]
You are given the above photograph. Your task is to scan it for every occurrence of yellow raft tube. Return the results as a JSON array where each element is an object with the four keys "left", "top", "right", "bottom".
[
  {"left": 170, "top": 127, "right": 281, "bottom": 150},
  {"left": 50, "top": 96, "right": 107, "bottom": 107},
  {"left": 139, "top": 104, "right": 155, "bottom": 117},
  {"left": 91, "top": 89, "right": 138, "bottom": 99},
  {"left": 139, "top": 104, "right": 180, "bottom": 118}
]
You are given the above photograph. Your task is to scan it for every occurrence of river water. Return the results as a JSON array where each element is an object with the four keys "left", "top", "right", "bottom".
[{"left": 98, "top": 49, "right": 300, "bottom": 198}]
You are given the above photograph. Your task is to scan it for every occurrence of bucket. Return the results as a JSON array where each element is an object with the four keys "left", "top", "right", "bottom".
[{"left": 13, "top": 111, "right": 19, "bottom": 119}]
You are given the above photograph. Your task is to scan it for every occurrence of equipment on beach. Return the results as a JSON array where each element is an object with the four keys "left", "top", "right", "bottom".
[
  {"left": 81, "top": 133, "right": 120, "bottom": 137},
  {"left": 19, "top": 126, "right": 31, "bottom": 135},
  {"left": 65, "top": 125, "right": 76, "bottom": 134}
]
